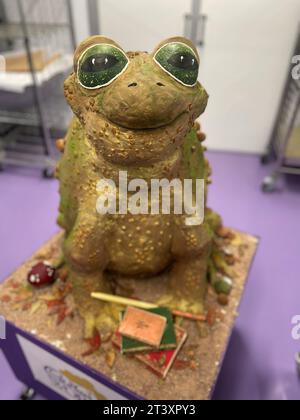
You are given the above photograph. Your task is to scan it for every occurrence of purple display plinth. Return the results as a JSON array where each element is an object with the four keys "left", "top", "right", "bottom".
[{"left": 1, "top": 322, "right": 140, "bottom": 400}]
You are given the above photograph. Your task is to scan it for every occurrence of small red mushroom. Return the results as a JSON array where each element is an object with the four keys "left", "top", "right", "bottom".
[{"left": 27, "top": 262, "right": 56, "bottom": 288}]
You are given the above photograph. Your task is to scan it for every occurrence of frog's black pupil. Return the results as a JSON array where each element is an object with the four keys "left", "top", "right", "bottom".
[
  {"left": 81, "top": 54, "right": 118, "bottom": 72},
  {"left": 168, "top": 52, "right": 198, "bottom": 71}
]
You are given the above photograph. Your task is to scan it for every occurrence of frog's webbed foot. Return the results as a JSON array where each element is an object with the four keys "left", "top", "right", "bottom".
[
  {"left": 82, "top": 304, "right": 120, "bottom": 339},
  {"left": 157, "top": 294, "right": 205, "bottom": 315},
  {"left": 163, "top": 221, "right": 213, "bottom": 315},
  {"left": 157, "top": 257, "right": 208, "bottom": 315},
  {"left": 69, "top": 270, "right": 120, "bottom": 338}
]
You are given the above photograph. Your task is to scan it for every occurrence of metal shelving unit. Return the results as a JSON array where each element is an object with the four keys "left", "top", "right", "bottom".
[
  {"left": 0, "top": 0, "right": 76, "bottom": 177},
  {"left": 0, "top": 92, "right": 71, "bottom": 128},
  {"left": 184, "top": 0, "right": 207, "bottom": 47},
  {"left": 0, "top": 22, "right": 71, "bottom": 39},
  {"left": 262, "top": 26, "right": 300, "bottom": 192}
]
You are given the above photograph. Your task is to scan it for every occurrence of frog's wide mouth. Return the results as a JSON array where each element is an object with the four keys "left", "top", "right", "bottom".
[{"left": 102, "top": 110, "right": 189, "bottom": 133}]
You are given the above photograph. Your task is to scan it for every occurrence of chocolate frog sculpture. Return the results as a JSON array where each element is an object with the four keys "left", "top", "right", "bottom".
[{"left": 57, "top": 36, "right": 222, "bottom": 336}]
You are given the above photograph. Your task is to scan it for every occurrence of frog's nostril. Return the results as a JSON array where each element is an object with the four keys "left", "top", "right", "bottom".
[
  {"left": 128, "top": 82, "right": 138, "bottom": 88},
  {"left": 157, "top": 82, "right": 165, "bottom": 87}
]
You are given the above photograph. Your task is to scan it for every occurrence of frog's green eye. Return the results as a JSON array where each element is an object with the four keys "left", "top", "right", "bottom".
[
  {"left": 154, "top": 42, "right": 199, "bottom": 87},
  {"left": 77, "top": 44, "right": 129, "bottom": 89}
]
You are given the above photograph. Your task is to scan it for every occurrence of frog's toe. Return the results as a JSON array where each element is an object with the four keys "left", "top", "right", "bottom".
[
  {"left": 82, "top": 303, "right": 121, "bottom": 338},
  {"left": 95, "top": 303, "right": 122, "bottom": 329}
]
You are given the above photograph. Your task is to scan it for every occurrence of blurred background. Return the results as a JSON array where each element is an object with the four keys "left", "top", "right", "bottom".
[{"left": 0, "top": 0, "right": 300, "bottom": 400}]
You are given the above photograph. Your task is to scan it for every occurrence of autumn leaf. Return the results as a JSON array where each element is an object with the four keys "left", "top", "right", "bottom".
[
  {"left": 207, "top": 306, "right": 218, "bottom": 327},
  {"left": 0, "top": 295, "right": 11, "bottom": 303},
  {"left": 105, "top": 350, "right": 116, "bottom": 369},
  {"left": 57, "top": 268, "right": 69, "bottom": 283},
  {"left": 57, "top": 306, "right": 68, "bottom": 325},
  {"left": 39, "top": 293, "right": 59, "bottom": 302},
  {"left": 173, "top": 360, "right": 191, "bottom": 370},
  {"left": 30, "top": 301, "right": 43, "bottom": 315},
  {"left": 47, "top": 298, "right": 65, "bottom": 309},
  {"left": 22, "top": 302, "right": 32, "bottom": 311},
  {"left": 10, "top": 281, "right": 21, "bottom": 290},
  {"left": 82, "top": 328, "right": 102, "bottom": 357}
]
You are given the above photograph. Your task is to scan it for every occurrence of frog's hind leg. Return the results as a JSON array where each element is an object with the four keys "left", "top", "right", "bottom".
[
  {"left": 169, "top": 255, "right": 210, "bottom": 314},
  {"left": 159, "top": 220, "right": 213, "bottom": 314}
]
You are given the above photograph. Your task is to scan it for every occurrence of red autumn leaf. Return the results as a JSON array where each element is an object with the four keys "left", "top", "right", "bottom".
[
  {"left": 60, "top": 282, "right": 73, "bottom": 297},
  {"left": 207, "top": 307, "right": 217, "bottom": 327},
  {"left": 58, "top": 269, "right": 69, "bottom": 283},
  {"left": 22, "top": 302, "right": 32, "bottom": 311},
  {"left": 173, "top": 359, "right": 191, "bottom": 370},
  {"left": 0, "top": 295, "right": 11, "bottom": 303},
  {"left": 47, "top": 298, "right": 65, "bottom": 309},
  {"left": 82, "top": 329, "right": 102, "bottom": 357},
  {"left": 14, "top": 294, "right": 32, "bottom": 303},
  {"left": 56, "top": 306, "right": 68, "bottom": 325}
]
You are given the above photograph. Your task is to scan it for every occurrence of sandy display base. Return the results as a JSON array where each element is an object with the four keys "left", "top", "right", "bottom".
[{"left": 0, "top": 229, "right": 258, "bottom": 400}]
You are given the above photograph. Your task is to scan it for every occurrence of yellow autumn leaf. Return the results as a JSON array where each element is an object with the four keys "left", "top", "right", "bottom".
[
  {"left": 29, "top": 301, "right": 43, "bottom": 315},
  {"left": 106, "top": 350, "right": 116, "bottom": 369}
]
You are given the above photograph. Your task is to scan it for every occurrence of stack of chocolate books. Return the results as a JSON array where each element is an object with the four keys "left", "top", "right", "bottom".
[{"left": 113, "top": 307, "right": 187, "bottom": 379}]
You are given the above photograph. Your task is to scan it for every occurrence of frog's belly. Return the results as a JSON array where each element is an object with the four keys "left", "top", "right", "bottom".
[{"left": 106, "top": 214, "right": 173, "bottom": 276}]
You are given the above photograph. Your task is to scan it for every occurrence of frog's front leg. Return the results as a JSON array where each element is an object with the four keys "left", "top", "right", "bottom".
[
  {"left": 160, "top": 220, "right": 213, "bottom": 314},
  {"left": 63, "top": 203, "right": 110, "bottom": 274},
  {"left": 63, "top": 211, "right": 117, "bottom": 336}
]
